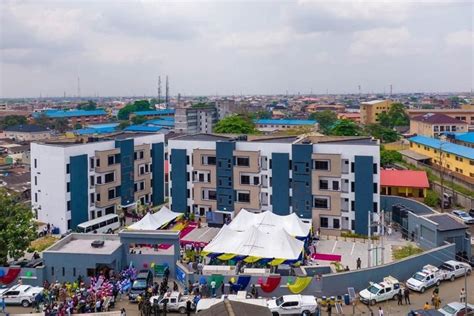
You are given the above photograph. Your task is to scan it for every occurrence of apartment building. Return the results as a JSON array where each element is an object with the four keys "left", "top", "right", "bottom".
[
  {"left": 33, "top": 109, "right": 108, "bottom": 126},
  {"left": 174, "top": 106, "right": 217, "bottom": 134},
  {"left": 407, "top": 109, "right": 474, "bottom": 129},
  {"left": 130, "top": 109, "right": 175, "bottom": 120},
  {"left": 359, "top": 99, "right": 393, "bottom": 125},
  {"left": 410, "top": 113, "right": 468, "bottom": 138},
  {"left": 2, "top": 124, "right": 52, "bottom": 141},
  {"left": 168, "top": 134, "right": 380, "bottom": 235},
  {"left": 31, "top": 133, "right": 165, "bottom": 233},
  {"left": 253, "top": 119, "right": 318, "bottom": 133}
]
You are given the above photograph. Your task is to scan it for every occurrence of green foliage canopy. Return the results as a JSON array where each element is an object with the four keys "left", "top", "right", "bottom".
[{"left": 214, "top": 115, "right": 259, "bottom": 134}]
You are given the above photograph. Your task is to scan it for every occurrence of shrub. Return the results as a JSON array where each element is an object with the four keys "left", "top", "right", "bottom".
[
  {"left": 424, "top": 190, "right": 439, "bottom": 207},
  {"left": 393, "top": 244, "right": 423, "bottom": 260}
]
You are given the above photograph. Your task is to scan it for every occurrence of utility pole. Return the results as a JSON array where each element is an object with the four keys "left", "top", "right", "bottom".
[
  {"left": 368, "top": 210, "right": 372, "bottom": 268},
  {"left": 157, "top": 76, "right": 161, "bottom": 104},
  {"left": 380, "top": 209, "right": 385, "bottom": 265},
  {"left": 77, "top": 76, "right": 81, "bottom": 98},
  {"left": 165, "top": 75, "right": 169, "bottom": 108},
  {"left": 464, "top": 267, "right": 468, "bottom": 312}
]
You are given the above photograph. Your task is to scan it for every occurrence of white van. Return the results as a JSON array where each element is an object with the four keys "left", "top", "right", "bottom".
[{"left": 77, "top": 214, "right": 120, "bottom": 234}]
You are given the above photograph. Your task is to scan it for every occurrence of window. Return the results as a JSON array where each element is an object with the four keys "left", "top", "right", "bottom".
[
  {"left": 62, "top": 267, "right": 65, "bottom": 276},
  {"left": 34, "top": 193, "right": 38, "bottom": 203},
  {"left": 66, "top": 182, "right": 70, "bottom": 193},
  {"left": 351, "top": 182, "right": 355, "bottom": 192},
  {"left": 105, "top": 172, "right": 115, "bottom": 183},
  {"left": 96, "top": 176, "right": 102, "bottom": 185},
  {"left": 319, "top": 179, "right": 329, "bottom": 190},
  {"left": 314, "top": 160, "right": 330, "bottom": 170},
  {"left": 314, "top": 197, "right": 329, "bottom": 209},
  {"left": 373, "top": 183, "right": 378, "bottom": 193},
  {"left": 241, "top": 175, "right": 250, "bottom": 185},
  {"left": 34, "top": 176, "right": 37, "bottom": 186},
  {"left": 105, "top": 206, "right": 115, "bottom": 215},
  {"left": 73, "top": 268, "right": 76, "bottom": 277},
  {"left": 66, "top": 164, "right": 70, "bottom": 174},
  {"left": 90, "top": 176, "right": 95, "bottom": 186},
  {"left": 373, "top": 202, "right": 378, "bottom": 212},
  {"left": 332, "top": 181, "right": 339, "bottom": 191},
  {"left": 96, "top": 193, "right": 101, "bottom": 202},
  {"left": 107, "top": 155, "right": 115, "bottom": 165},
  {"left": 90, "top": 193, "right": 94, "bottom": 203},
  {"left": 90, "top": 157, "right": 94, "bottom": 169},
  {"left": 67, "top": 201, "right": 71, "bottom": 211},
  {"left": 96, "top": 158, "right": 100, "bottom": 167},
  {"left": 236, "top": 157, "right": 250, "bottom": 167},
  {"left": 51, "top": 267, "right": 54, "bottom": 276},
  {"left": 351, "top": 162, "right": 355, "bottom": 173},
  {"left": 373, "top": 164, "right": 378, "bottom": 174},
  {"left": 333, "top": 219, "right": 340, "bottom": 229},
  {"left": 202, "top": 156, "right": 216, "bottom": 165},
  {"left": 108, "top": 188, "right": 117, "bottom": 200},
  {"left": 320, "top": 217, "right": 329, "bottom": 228},
  {"left": 254, "top": 176, "right": 259, "bottom": 185},
  {"left": 237, "top": 192, "right": 251, "bottom": 203},
  {"left": 34, "top": 159, "right": 37, "bottom": 168}
]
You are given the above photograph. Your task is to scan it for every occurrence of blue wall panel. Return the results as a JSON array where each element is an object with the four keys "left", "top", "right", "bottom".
[
  {"left": 70, "top": 154, "right": 88, "bottom": 228},
  {"left": 170, "top": 149, "right": 187, "bottom": 213},
  {"left": 354, "top": 155, "right": 374, "bottom": 235},
  {"left": 151, "top": 142, "right": 165, "bottom": 206},
  {"left": 271, "top": 153, "right": 290, "bottom": 215},
  {"left": 291, "top": 144, "right": 312, "bottom": 219},
  {"left": 115, "top": 139, "right": 135, "bottom": 206},
  {"left": 216, "top": 141, "right": 235, "bottom": 212}
]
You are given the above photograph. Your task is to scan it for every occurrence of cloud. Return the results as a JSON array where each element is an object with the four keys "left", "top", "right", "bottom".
[
  {"left": 445, "top": 30, "right": 474, "bottom": 48},
  {"left": 349, "top": 27, "right": 416, "bottom": 57}
]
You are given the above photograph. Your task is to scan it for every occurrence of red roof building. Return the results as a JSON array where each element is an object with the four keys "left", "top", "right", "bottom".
[{"left": 381, "top": 169, "right": 430, "bottom": 198}]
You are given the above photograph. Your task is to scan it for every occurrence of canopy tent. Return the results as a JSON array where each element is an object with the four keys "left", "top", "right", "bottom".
[
  {"left": 227, "top": 209, "right": 311, "bottom": 237},
  {"left": 127, "top": 206, "right": 183, "bottom": 230},
  {"left": 203, "top": 225, "right": 304, "bottom": 261}
]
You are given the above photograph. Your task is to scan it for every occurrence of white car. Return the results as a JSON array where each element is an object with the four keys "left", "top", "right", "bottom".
[
  {"left": 149, "top": 291, "right": 194, "bottom": 314},
  {"left": 438, "top": 302, "right": 474, "bottom": 315},
  {"left": 438, "top": 260, "right": 472, "bottom": 282},
  {"left": 406, "top": 264, "right": 442, "bottom": 293},
  {"left": 267, "top": 295, "right": 318, "bottom": 316},
  {"left": 452, "top": 210, "right": 474, "bottom": 224},
  {"left": 0, "top": 284, "right": 43, "bottom": 307},
  {"left": 359, "top": 276, "right": 402, "bottom": 305}
]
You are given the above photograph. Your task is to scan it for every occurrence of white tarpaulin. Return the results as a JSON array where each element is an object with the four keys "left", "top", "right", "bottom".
[
  {"left": 227, "top": 209, "right": 311, "bottom": 237},
  {"left": 203, "top": 224, "right": 304, "bottom": 260},
  {"left": 128, "top": 206, "right": 182, "bottom": 230}
]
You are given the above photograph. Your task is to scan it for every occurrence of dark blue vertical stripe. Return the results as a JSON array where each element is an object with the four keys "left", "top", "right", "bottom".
[
  {"left": 116, "top": 139, "right": 134, "bottom": 206},
  {"left": 291, "top": 144, "right": 312, "bottom": 219},
  {"left": 216, "top": 141, "right": 235, "bottom": 212},
  {"left": 271, "top": 153, "right": 290, "bottom": 215},
  {"left": 151, "top": 142, "right": 164, "bottom": 206},
  {"left": 354, "top": 155, "right": 374, "bottom": 235},
  {"left": 170, "top": 149, "right": 187, "bottom": 212},
  {"left": 70, "top": 154, "right": 88, "bottom": 228}
]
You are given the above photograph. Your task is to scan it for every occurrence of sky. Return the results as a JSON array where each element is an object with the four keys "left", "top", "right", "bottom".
[{"left": 0, "top": 0, "right": 473, "bottom": 98}]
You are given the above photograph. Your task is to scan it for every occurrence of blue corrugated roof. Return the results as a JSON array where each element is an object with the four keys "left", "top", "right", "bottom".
[
  {"left": 133, "top": 109, "right": 175, "bottom": 116},
  {"left": 124, "top": 125, "right": 163, "bottom": 132},
  {"left": 254, "top": 119, "right": 317, "bottom": 125},
  {"left": 145, "top": 119, "right": 174, "bottom": 127},
  {"left": 455, "top": 132, "right": 474, "bottom": 144},
  {"left": 34, "top": 109, "right": 107, "bottom": 118},
  {"left": 85, "top": 123, "right": 119, "bottom": 129},
  {"left": 409, "top": 135, "right": 474, "bottom": 160},
  {"left": 74, "top": 127, "right": 116, "bottom": 135}
]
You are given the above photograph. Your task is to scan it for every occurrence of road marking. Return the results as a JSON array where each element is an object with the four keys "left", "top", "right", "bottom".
[
  {"left": 351, "top": 242, "right": 355, "bottom": 255},
  {"left": 332, "top": 241, "right": 338, "bottom": 253}
]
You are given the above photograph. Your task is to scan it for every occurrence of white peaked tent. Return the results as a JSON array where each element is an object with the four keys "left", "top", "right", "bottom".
[
  {"left": 127, "top": 206, "right": 183, "bottom": 230},
  {"left": 227, "top": 209, "right": 311, "bottom": 237},
  {"left": 203, "top": 225, "right": 304, "bottom": 260}
]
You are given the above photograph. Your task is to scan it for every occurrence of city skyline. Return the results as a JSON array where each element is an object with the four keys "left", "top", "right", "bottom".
[{"left": 1, "top": 0, "right": 473, "bottom": 98}]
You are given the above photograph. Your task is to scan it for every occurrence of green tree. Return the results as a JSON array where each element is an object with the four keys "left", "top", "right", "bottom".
[
  {"left": 52, "top": 118, "right": 69, "bottom": 133},
  {"left": 329, "top": 119, "right": 362, "bottom": 136},
  {"left": 253, "top": 110, "right": 272, "bottom": 119},
  {"left": 214, "top": 115, "right": 258, "bottom": 134},
  {"left": 74, "top": 123, "right": 82, "bottom": 130},
  {"left": 378, "top": 103, "right": 409, "bottom": 128},
  {"left": 309, "top": 110, "right": 338, "bottom": 134},
  {"left": 118, "top": 121, "right": 131, "bottom": 130},
  {"left": 0, "top": 115, "right": 28, "bottom": 129},
  {"left": 131, "top": 116, "right": 147, "bottom": 125},
  {"left": 76, "top": 100, "right": 97, "bottom": 110},
  {"left": 424, "top": 190, "right": 439, "bottom": 207},
  {"left": 364, "top": 124, "right": 400, "bottom": 143},
  {"left": 117, "top": 100, "right": 152, "bottom": 120},
  {"left": 34, "top": 113, "right": 51, "bottom": 127},
  {"left": 380, "top": 148, "right": 403, "bottom": 166},
  {"left": 0, "top": 188, "right": 37, "bottom": 265}
]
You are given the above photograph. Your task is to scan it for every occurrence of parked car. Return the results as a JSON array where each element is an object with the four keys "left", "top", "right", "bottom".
[
  {"left": 468, "top": 209, "right": 474, "bottom": 217},
  {"left": 438, "top": 302, "right": 474, "bottom": 315},
  {"left": 129, "top": 270, "right": 154, "bottom": 302},
  {"left": 451, "top": 210, "right": 474, "bottom": 224},
  {"left": 149, "top": 292, "right": 195, "bottom": 314},
  {"left": 359, "top": 276, "right": 403, "bottom": 305},
  {"left": 267, "top": 295, "right": 318, "bottom": 316},
  {"left": 0, "top": 285, "right": 43, "bottom": 307},
  {"left": 406, "top": 265, "right": 442, "bottom": 293},
  {"left": 438, "top": 260, "right": 472, "bottom": 281}
]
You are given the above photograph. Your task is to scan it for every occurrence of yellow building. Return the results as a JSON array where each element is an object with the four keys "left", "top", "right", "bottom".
[
  {"left": 360, "top": 99, "right": 393, "bottom": 125},
  {"left": 381, "top": 169, "right": 429, "bottom": 198},
  {"left": 410, "top": 113, "right": 468, "bottom": 138},
  {"left": 407, "top": 135, "right": 474, "bottom": 183}
]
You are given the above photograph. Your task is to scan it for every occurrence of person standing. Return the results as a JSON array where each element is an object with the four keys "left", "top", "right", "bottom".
[
  {"left": 423, "top": 302, "right": 431, "bottom": 310},
  {"left": 378, "top": 307, "right": 384, "bottom": 316},
  {"left": 460, "top": 288, "right": 466, "bottom": 303},
  {"left": 327, "top": 302, "right": 332, "bottom": 316},
  {"left": 404, "top": 287, "right": 411, "bottom": 305},
  {"left": 397, "top": 288, "right": 403, "bottom": 305},
  {"left": 210, "top": 280, "right": 216, "bottom": 297},
  {"left": 186, "top": 300, "right": 192, "bottom": 316},
  {"left": 1, "top": 297, "right": 5, "bottom": 314},
  {"left": 356, "top": 258, "right": 361, "bottom": 269}
]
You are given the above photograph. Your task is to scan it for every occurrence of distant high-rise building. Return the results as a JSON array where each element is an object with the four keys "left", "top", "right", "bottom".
[{"left": 175, "top": 102, "right": 218, "bottom": 134}]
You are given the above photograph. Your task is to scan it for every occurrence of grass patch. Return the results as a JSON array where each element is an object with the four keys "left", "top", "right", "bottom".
[
  {"left": 341, "top": 231, "right": 379, "bottom": 240},
  {"left": 392, "top": 244, "right": 423, "bottom": 260},
  {"left": 30, "top": 236, "right": 58, "bottom": 252}
]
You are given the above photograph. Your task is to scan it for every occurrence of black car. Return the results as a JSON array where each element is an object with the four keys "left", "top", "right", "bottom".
[
  {"left": 469, "top": 209, "right": 474, "bottom": 217},
  {"left": 129, "top": 270, "right": 153, "bottom": 302}
]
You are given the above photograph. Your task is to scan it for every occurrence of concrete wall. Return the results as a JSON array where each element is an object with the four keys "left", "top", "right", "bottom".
[
  {"left": 0, "top": 266, "right": 46, "bottom": 287},
  {"left": 381, "top": 195, "right": 435, "bottom": 215}
]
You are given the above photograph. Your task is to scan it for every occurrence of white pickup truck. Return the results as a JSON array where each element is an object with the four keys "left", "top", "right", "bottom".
[
  {"left": 359, "top": 276, "right": 403, "bottom": 306},
  {"left": 438, "top": 260, "right": 472, "bottom": 281},
  {"left": 196, "top": 291, "right": 267, "bottom": 313},
  {"left": 0, "top": 284, "right": 44, "bottom": 307},
  {"left": 149, "top": 291, "right": 194, "bottom": 314},
  {"left": 267, "top": 295, "right": 318, "bottom": 316},
  {"left": 406, "top": 264, "right": 442, "bottom": 293}
]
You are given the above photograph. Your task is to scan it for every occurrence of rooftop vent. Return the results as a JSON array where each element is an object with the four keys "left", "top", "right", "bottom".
[{"left": 91, "top": 240, "right": 104, "bottom": 248}]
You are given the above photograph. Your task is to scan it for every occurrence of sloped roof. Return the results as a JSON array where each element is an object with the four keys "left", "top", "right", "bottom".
[
  {"left": 409, "top": 135, "right": 474, "bottom": 160},
  {"left": 4, "top": 124, "right": 48, "bottom": 133},
  {"left": 381, "top": 169, "right": 429, "bottom": 188},
  {"left": 412, "top": 113, "right": 465, "bottom": 124}
]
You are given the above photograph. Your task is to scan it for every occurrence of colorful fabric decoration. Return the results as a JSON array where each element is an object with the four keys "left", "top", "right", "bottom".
[
  {"left": 217, "top": 253, "right": 236, "bottom": 261},
  {"left": 261, "top": 275, "right": 281, "bottom": 293},
  {"left": 287, "top": 277, "right": 312, "bottom": 294},
  {"left": 208, "top": 274, "right": 224, "bottom": 288},
  {"left": 270, "top": 258, "right": 286, "bottom": 266},
  {"left": 230, "top": 275, "right": 251, "bottom": 292},
  {"left": 0, "top": 268, "right": 21, "bottom": 284},
  {"left": 243, "top": 256, "right": 261, "bottom": 263}
]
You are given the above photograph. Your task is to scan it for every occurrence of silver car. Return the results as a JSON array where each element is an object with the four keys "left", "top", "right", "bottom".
[
  {"left": 438, "top": 302, "right": 474, "bottom": 315},
  {"left": 0, "top": 284, "right": 43, "bottom": 307}
]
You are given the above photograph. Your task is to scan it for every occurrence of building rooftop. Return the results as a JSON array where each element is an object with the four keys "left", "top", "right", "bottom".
[
  {"left": 381, "top": 169, "right": 429, "bottom": 188},
  {"left": 254, "top": 119, "right": 317, "bottom": 126},
  {"left": 452, "top": 132, "right": 474, "bottom": 144},
  {"left": 133, "top": 109, "right": 175, "bottom": 116},
  {"left": 173, "top": 134, "right": 232, "bottom": 142},
  {"left": 45, "top": 233, "right": 122, "bottom": 254},
  {"left": 145, "top": 119, "right": 175, "bottom": 127},
  {"left": 33, "top": 109, "right": 107, "bottom": 118},
  {"left": 411, "top": 113, "right": 466, "bottom": 124},
  {"left": 124, "top": 125, "right": 163, "bottom": 133},
  {"left": 409, "top": 135, "right": 474, "bottom": 160},
  {"left": 425, "top": 214, "right": 467, "bottom": 231},
  {"left": 3, "top": 124, "right": 49, "bottom": 133},
  {"left": 361, "top": 100, "right": 389, "bottom": 105}
]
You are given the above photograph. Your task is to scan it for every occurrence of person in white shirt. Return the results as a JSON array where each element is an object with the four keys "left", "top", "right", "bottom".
[{"left": 378, "top": 307, "right": 384, "bottom": 316}]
